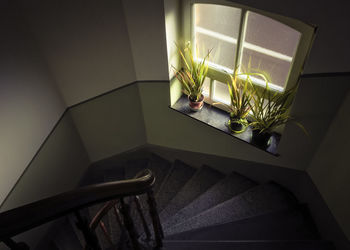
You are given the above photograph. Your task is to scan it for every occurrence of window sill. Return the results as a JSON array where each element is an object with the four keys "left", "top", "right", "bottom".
[{"left": 170, "top": 95, "right": 280, "bottom": 156}]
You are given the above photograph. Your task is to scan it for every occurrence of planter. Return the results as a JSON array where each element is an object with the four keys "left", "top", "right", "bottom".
[
  {"left": 252, "top": 130, "right": 272, "bottom": 149},
  {"left": 228, "top": 117, "right": 248, "bottom": 134},
  {"left": 188, "top": 94, "right": 204, "bottom": 111}
]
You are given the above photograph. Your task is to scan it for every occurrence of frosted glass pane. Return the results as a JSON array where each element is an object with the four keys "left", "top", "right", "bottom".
[
  {"left": 202, "top": 77, "right": 211, "bottom": 97},
  {"left": 194, "top": 4, "right": 242, "bottom": 38},
  {"left": 195, "top": 33, "right": 236, "bottom": 70},
  {"left": 244, "top": 11, "right": 300, "bottom": 56},
  {"left": 213, "top": 80, "right": 230, "bottom": 105},
  {"left": 241, "top": 49, "right": 291, "bottom": 88},
  {"left": 194, "top": 4, "right": 241, "bottom": 71},
  {"left": 241, "top": 11, "right": 301, "bottom": 89}
]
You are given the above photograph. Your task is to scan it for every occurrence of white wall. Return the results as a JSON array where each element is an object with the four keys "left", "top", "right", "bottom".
[
  {"left": 0, "top": 112, "right": 90, "bottom": 249},
  {"left": 307, "top": 90, "right": 350, "bottom": 239},
  {"left": 0, "top": 3, "right": 66, "bottom": 206},
  {"left": 122, "top": 0, "right": 169, "bottom": 81},
  {"left": 69, "top": 84, "right": 147, "bottom": 162},
  {"left": 18, "top": 0, "right": 137, "bottom": 106}
]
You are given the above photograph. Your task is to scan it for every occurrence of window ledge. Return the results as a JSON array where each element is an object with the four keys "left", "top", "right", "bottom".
[{"left": 170, "top": 95, "right": 280, "bottom": 156}]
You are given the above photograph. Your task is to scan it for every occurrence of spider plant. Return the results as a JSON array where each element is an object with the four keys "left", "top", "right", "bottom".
[
  {"left": 248, "top": 73, "right": 307, "bottom": 149},
  {"left": 173, "top": 42, "right": 211, "bottom": 103},
  {"left": 220, "top": 71, "right": 254, "bottom": 133}
]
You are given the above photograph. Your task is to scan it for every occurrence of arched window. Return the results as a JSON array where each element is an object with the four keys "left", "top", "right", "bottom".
[{"left": 182, "top": 1, "right": 315, "bottom": 107}]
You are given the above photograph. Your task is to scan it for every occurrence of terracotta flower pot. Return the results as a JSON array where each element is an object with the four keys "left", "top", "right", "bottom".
[{"left": 188, "top": 94, "right": 204, "bottom": 111}]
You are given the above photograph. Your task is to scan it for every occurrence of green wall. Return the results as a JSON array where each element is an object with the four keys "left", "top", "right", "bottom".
[{"left": 69, "top": 84, "right": 147, "bottom": 162}]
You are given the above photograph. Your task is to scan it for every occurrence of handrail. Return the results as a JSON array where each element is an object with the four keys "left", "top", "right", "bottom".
[{"left": 0, "top": 169, "right": 155, "bottom": 241}]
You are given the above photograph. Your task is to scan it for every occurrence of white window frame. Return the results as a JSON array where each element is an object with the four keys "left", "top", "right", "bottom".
[{"left": 182, "top": 0, "right": 316, "bottom": 110}]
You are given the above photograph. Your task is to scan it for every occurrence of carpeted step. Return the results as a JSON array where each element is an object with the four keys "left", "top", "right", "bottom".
[
  {"left": 165, "top": 182, "right": 298, "bottom": 236},
  {"left": 124, "top": 158, "right": 150, "bottom": 179},
  {"left": 88, "top": 203, "right": 113, "bottom": 250},
  {"left": 159, "top": 165, "right": 225, "bottom": 226},
  {"left": 125, "top": 154, "right": 172, "bottom": 235},
  {"left": 155, "top": 160, "right": 197, "bottom": 213},
  {"left": 166, "top": 204, "right": 320, "bottom": 241},
  {"left": 146, "top": 154, "right": 173, "bottom": 194},
  {"left": 52, "top": 218, "right": 82, "bottom": 250},
  {"left": 103, "top": 167, "right": 126, "bottom": 246},
  {"left": 163, "top": 240, "right": 335, "bottom": 250},
  {"left": 162, "top": 171, "right": 257, "bottom": 229}
]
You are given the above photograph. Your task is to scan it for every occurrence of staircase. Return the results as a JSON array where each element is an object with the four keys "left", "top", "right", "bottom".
[{"left": 37, "top": 153, "right": 334, "bottom": 250}]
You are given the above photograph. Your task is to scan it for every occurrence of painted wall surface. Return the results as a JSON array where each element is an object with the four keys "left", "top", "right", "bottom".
[
  {"left": 0, "top": 4, "right": 66, "bottom": 206},
  {"left": 0, "top": 113, "right": 90, "bottom": 249},
  {"left": 18, "top": 0, "right": 136, "bottom": 106},
  {"left": 122, "top": 0, "right": 169, "bottom": 81},
  {"left": 224, "top": 0, "right": 350, "bottom": 74},
  {"left": 138, "top": 79, "right": 348, "bottom": 171},
  {"left": 69, "top": 84, "right": 147, "bottom": 162},
  {"left": 307, "top": 90, "right": 350, "bottom": 240}
]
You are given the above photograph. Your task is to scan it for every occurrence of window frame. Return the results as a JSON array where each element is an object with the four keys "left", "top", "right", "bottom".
[{"left": 182, "top": 0, "right": 316, "bottom": 110}]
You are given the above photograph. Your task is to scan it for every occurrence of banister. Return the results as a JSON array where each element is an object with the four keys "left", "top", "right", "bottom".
[{"left": 0, "top": 169, "right": 155, "bottom": 241}]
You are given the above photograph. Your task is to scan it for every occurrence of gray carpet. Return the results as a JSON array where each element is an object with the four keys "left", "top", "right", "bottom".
[
  {"left": 164, "top": 182, "right": 298, "bottom": 236},
  {"left": 159, "top": 165, "right": 225, "bottom": 224},
  {"left": 155, "top": 160, "right": 196, "bottom": 212},
  {"left": 45, "top": 153, "right": 334, "bottom": 250},
  {"left": 162, "top": 171, "right": 257, "bottom": 229},
  {"left": 163, "top": 240, "right": 335, "bottom": 250},
  {"left": 165, "top": 204, "right": 320, "bottom": 240}
]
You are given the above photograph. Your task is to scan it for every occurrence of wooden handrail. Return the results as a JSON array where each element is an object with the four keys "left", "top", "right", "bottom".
[{"left": 0, "top": 169, "right": 155, "bottom": 241}]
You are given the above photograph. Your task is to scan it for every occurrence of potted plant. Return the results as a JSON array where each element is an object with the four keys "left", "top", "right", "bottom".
[
  {"left": 215, "top": 71, "right": 253, "bottom": 133},
  {"left": 173, "top": 42, "right": 211, "bottom": 111},
  {"left": 249, "top": 76, "right": 307, "bottom": 149}
]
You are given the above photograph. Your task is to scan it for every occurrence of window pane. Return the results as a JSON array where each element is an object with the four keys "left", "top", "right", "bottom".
[
  {"left": 240, "top": 11, "right": 301, "bottom": 89},
  {"left": 213, "top": 80, "right": 230, "bottom": 105},
  {"left": 194, "top": 4, "right": 241, "bottom": 71},
  {"left": 202, "top": 77, "right": 211, "bottom": 97}
]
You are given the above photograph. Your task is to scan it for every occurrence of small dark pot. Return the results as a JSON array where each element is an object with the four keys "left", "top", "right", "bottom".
[
  {"left": 252, "top": 130, "right": 272, "bottom": 149},
  {"left": 229, "top": 118, "right": 248, "bottom": 134},
  {"left": 188, "top": 94, "right": 204, "bottom": 111}
]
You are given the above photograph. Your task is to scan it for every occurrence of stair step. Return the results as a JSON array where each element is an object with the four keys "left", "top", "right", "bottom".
[
  {"left": 166, "top": 205, "right": 320, "bottom": 240},
  {"left": 156, "top": 160, "right": 196, "bottom": 212},
  {"left": 165, "top": 182, "right": 298, "bottom": 236},
  {"left": 52, "top": 219, "right": 82, "bottom": 250},
  {"left": 103, "top": 168, "right": 126, "bottom": 246},
  {"left": 162, "top": 171, "right": 257, "bottom": 229},
  {"left": 88, "top": 203, "right": 113, "bottom": 250},
  {"left": 159, "top": 165, "right": 225, "bottom": 225},
  {"left": 124, "top": 158, "right": 150, "bottom": 179},
  {"left": 163, "top": 240, "right": 335, "bottom": 250},
  {"left": 146, "top": 154, "right": 173, "bottom": 194}
]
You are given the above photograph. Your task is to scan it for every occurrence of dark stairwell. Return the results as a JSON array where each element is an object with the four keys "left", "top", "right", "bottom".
[{"left": 29, "top": 152, "right": 334, "bottom": 250}]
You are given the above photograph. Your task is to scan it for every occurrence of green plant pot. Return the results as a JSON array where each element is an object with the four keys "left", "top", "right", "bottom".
[
  {"left": 252, "top": 130, "right": 272, "bottom": 149},
  {"left": 228, "top": 118, "right": 248, "bottom": 134}
]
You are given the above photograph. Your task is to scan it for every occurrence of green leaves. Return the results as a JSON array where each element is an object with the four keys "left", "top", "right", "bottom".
[
  {"left": 173, "top": 42, "right": 211, "bottom": 101},
  {"left": 248, "top": 78, "right": 304, "bottom": 134},
  {"left": 225, "top": 69, "right": 254, "bottom": 120}
]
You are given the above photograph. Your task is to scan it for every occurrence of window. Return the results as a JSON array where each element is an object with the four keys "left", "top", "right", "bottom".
[{"left": 183, "top": 1, "right": 314, "bottom": 108}]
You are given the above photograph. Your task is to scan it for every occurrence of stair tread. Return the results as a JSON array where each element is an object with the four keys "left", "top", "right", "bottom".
[
  {"left": 160, "top": 165, "right": 225, "bottom": 225},
  {"left": 166, "top": 204, "right": 320, "bottom": 240},
  {"left": 163, "top": 240, "right": 335, "bottom": 250},
  {"left": 88, "top": 203, "right": 113, "bottom": 249},
  {"left": 53, "top": 219, "right": 82, "bottom": 250},
  {"left": 103, "top": 168, "right": 125, "bottom": 246},
  {"left": 165, "top": 182, "right": 298, "bottom": 236},
  {"left": 147, "top": 154, "right": 173, "bottom": 194},
  {"left": 162, "top": 171, "right": 257, "bottom": 229},
  {"left": 156, "top": 160, "right": 197, "bottom": 212}
]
